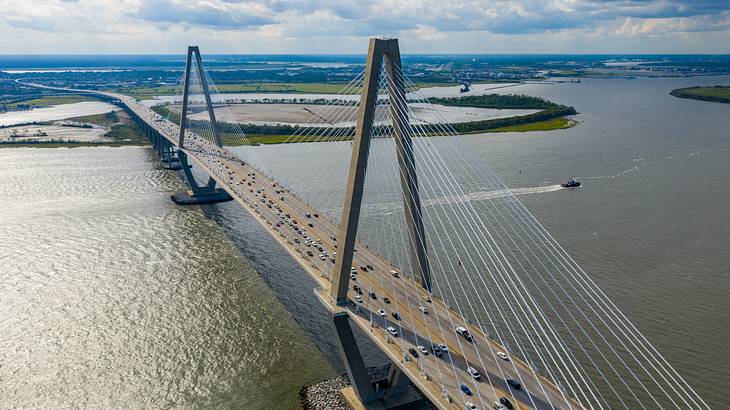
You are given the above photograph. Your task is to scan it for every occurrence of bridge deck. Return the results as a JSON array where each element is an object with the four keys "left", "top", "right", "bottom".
[{"left": 30, "top": 83, "right": 581, "bottom": 410}]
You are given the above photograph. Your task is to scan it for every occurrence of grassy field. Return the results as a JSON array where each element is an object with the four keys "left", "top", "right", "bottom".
[
  {"left": 670, "top": 86, "right": 730, "bottom": 104},
  {"left": 113, "top": 81, "right": 466, "bottom": 98},
  {"left": 486, "top": 117, "right": 576, "bottom": 133},
  {"left": 6, "top": 95, "right": 98, "bottom": 109},
  {"left": 113, "top": 82, "right": 361, "bottom": 97}
]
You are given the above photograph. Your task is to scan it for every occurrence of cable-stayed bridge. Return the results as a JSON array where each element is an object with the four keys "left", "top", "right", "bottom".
[{"left": 27, "top": 38, "right": 711, "bottom": 410}]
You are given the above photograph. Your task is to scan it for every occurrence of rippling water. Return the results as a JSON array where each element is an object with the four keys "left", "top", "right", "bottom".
[{"left": 0, "top": 147, "right": 334, "bottom": 408}]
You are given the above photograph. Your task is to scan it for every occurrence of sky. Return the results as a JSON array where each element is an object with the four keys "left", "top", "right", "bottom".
[{"left": 0, "top": 0, "right": 729, "bottom": 54}]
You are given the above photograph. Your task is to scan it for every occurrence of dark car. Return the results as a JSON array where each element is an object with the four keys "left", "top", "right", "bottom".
[
  {"left": 460, "top": 383, "right": 472, "bottom": 396},
  {"left": 391, "top": 312, "right": 400, "bottom": 320},
  {"left": 369, "top": 292, "right": 377, "bottom": 300},
  {"left": 383, "top": 297, "right": 390, "bottom": 304},
  {"left": 500, "top": 397, "right": 514, "bottom": 409},
  {"left": 507, "top": 379, "right": 521, "bottom": 390},
  {"left": 408, "top": 347, "right": 419, "bottom": 358}
]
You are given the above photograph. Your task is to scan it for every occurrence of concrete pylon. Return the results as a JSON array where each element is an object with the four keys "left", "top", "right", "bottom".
[
  {"left": 172, "top": 46, "right": 232, "bottom": 206},
  {"left": 330, "top": 37, "right": 432, "bottom": 305}
]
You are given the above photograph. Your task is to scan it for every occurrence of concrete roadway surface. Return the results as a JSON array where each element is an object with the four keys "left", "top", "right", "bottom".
[{"left": 69, "top": 87, "right": 583, "bottom": 410}]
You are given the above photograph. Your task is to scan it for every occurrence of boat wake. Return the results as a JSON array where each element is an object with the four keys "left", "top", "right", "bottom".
[{"left": 425, "top": 184, "right": 565, "bottom": 207}]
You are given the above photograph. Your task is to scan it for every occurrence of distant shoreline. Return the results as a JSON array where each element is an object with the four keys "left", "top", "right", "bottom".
[{"left": 670, "top": 86, "right": 730, "bottom": 104}]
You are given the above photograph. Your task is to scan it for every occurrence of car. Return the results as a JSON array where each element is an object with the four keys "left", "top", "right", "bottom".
[
  {"left": 391, "top": 312, "right": 401, "bottom": 320},
  {"left": 306, "top": 251, "right": 314, "bottom": 257},
  {"left": 389, "top": 270, "right": 399, "bottom": 277},
  {"left": 356, "top": 296, "right": 363, "bottom": 303},
  {"left": 460, "top": 383, "right": 472, "bottom": 396},
  {"left": 424, "top": 295, "right": 432, "bottom": 303},
  {"left": 369, "top": 292, "right": 377, "bottom": 300},
  {"left": 438, "top": 343, "right": 448, "bottom": 352},
  {"left": 506, "top": 379, "right": 521, "bottom": 390},
  {"left": 492, "top": 402, "right": 505, "bottom": 410},
  {"left": 465, "top": 402, "right": 477, "bottom": 410},
  {"left": 308, "top": 223, "right": 314, "bottom": 227},
  {"left": 417, "top": 345, "right": 429, "bottom": 355},
  {"left": 350, "top": 273, "right": 357, "bottom": 280},
  {"left": 408, "top": 348, "right": 419, "bottom": 358},
  {"left": 377, "top": 309, "right": 386, "bottom": 317},
  {"left": 366, "top": 264, "right": 373, "bottom": 270},
  {"left": 431, "top": 346, "right": 442, "bottom": 357},
  {"left": 353, "top": 285, "right": 359, "bottom": 291},
  {"left": 319, "top": 254, "right": 326, "bottom": 260},
  {"left": 418, "top": 306, "right": 428, "bottom": 314},
  {"left": 456, "top": 326, "right": 474, "bottom": 342},
  {"left": 305, "top": 213, "right": 311, "bottom": 218},
  {"left": 467, "top": 366, "right": 481, "bottom": 380},
  {"left": 387, "top": 326, "right": 398, "bottom": 336},
  {"left": 499, "top": 397, "right": 513, "bottom": 409},
  {"left": 350, "top": 267, "right": 357, "bottom": 273},
  {"left": 313, "top": 213, "right": 319, "bottom": 217},
  {"left": 383, "top": 297, "right": 390, "bottom": 304},
  {"left": 496, "top": 351, "right": 509, "bottom": 361}
]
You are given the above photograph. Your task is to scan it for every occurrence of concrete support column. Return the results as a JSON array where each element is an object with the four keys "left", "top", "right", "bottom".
[{"left": 332, "top": 312, "right": 376, "bottom": 402}]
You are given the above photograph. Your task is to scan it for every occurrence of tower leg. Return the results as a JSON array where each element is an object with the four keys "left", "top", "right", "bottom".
[
  {"left": 171, "top": 150, "right": 232, "bottom": 205},
  {"left": 332, "top": 312, "right": 377, "bottom": 402}
]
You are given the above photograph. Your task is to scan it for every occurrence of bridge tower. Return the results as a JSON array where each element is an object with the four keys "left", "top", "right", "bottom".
[
  {"left": 327, "top": 37, "right": 431, "bottom": 409},
  {"left": 172, "top": 46, "right": 232, "bottom": 205},
  {"left": 331, "top": 37, "right": 432, "bottom": 305}
]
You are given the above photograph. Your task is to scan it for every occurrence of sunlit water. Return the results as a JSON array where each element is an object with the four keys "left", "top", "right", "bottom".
[
  {"left": 0, "top": 75, "right": 729, "bottom": 408},
  {"left": 0, "top": 147, "right": 335, "bottom": 408}
]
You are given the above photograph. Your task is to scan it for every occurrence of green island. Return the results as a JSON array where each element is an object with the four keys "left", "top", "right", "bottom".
[
  {"left": 430, "top": 94, "right": 577, "bottom": 134},
  {"left": 670, "top": 86, "right": 730, "bottom": 104},
  {"left": 150, "top": 92, "right": 577, "bottom": 145}
]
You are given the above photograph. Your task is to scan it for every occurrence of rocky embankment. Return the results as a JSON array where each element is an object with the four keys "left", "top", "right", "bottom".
[{"left": 300, "top": 365, "right": 436, "bottom": 410}]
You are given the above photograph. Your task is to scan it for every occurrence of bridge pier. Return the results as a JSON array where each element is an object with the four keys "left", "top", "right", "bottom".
[
  {"left": 170, "top": 150, "right": 232, "bottom": 205},
  {"left": 332, "top": 312, "right": 424, "bottom": 409}
]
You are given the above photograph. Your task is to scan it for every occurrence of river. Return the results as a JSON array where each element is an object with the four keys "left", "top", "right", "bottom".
[{"left": 0, "top": 75, "right": 728, "bottom": 408}]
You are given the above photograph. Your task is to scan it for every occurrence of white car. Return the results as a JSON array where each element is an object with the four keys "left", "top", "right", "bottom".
[
  {"left": 377, "top": 309, "right": 386, "bottom": 317},
  {"left": 497, "top": 351, "right": 509, "bottom": 361},
  {"left": 438, "top": 343, "right": 448, "bottom": 352},
  {"left": 418, "top": 345, "right": 429, "bottom": 355},
  {"left": 319, "top": 254, "right": 326, "bottom": 260},
  {"left": 466, "top": 402, "right": 478, "bottom": 410},
  {"left": 387, "top": 326, "right": 398, "bottom": 337},
  {"left": 356, "top": 296, "right": 363, "bottom": 303},
  {"left": 492, "top": 402, "right": 504, "bottom": 410},
  {"left": 419, "top": 306, "right": 428, "bottom": 314},
  {"left": 467, "top": 366, "right": 481, "bottom": 380},
  {"left": 389, "top": 270, "right": 399, "bottom": 277}
]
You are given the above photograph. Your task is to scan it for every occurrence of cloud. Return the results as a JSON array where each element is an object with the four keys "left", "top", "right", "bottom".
[
  {"left": 131, "top": 0, "right": 276, "bottom": 28},
  {"left": 0, "top": 0, "right": 729, "bottom": 52}
]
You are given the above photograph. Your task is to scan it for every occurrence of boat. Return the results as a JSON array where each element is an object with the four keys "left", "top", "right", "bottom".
[{"left": 561, "top": 179, "right": 581, "bottom": 188}]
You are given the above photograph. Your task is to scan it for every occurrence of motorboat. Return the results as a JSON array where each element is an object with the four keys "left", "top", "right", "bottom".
[{"left": 561, "top": 179, "right": 581, "bottom": 188}]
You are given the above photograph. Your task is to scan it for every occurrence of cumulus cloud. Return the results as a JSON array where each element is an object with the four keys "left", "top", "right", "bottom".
[{"left": 0, "top": 0, "right": 728, "bottom": 52}]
